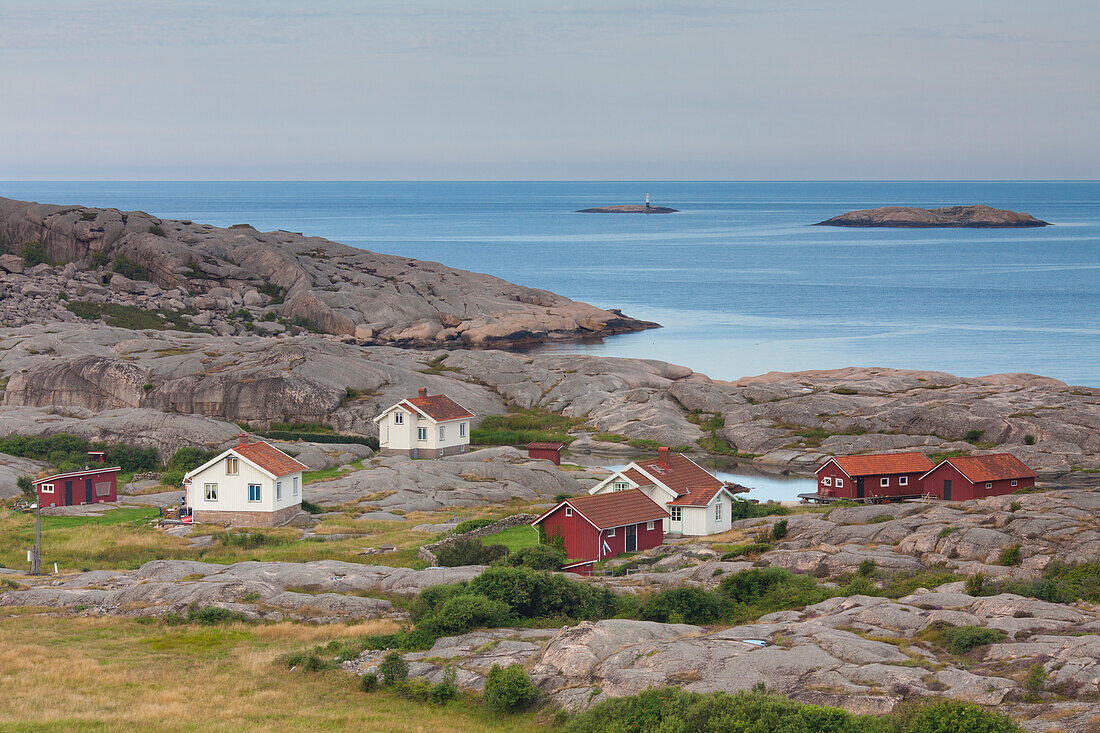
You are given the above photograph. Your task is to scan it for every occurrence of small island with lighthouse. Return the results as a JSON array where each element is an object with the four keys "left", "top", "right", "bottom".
[{"left": 577, "top": 194, "right": 678, "bottom": 214}]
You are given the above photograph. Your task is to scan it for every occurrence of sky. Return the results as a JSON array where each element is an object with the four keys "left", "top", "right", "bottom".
[{"left": 0, "top": 1, "right": 1097, "bottom": 180}]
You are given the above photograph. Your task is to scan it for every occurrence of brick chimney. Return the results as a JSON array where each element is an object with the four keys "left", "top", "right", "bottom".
[
  {"left": 237, "top": 433, "right": 249, "bottom": 448},
  {"left": 657, "top": 446, "right": 670, "bottom": 468},
  {"left": 418, "top": 388, "right": 428, "bottom": 398},
  {"left": 87, "top": 451, "right": 105, "bottom": 464}
]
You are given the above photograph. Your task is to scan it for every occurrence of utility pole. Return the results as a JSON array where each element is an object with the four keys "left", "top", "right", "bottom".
[{"left": 30, "top": 500, "right": 41, "bottom": 575}]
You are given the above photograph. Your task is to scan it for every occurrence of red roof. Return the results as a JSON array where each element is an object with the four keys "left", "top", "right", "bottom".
[
  {"left": 632, "top": 453, "right": 723, "bottom": 496},
  {"left": 819, "top": 452, "right": 934, "bottom": 477},
  {"left": 668, "top": 486, "right": 728, "bottom": 507},
  {"left": 402, "top": 394, "right": 474, "bottom": 422},
  {"left": 33, "top": 466, "right": 121, "bottom": 485},
  {"left": 234, "top": 441, "right": 309, "bottom": 478},
  {"left": 537, "top": 489, "right": 668, "bottom": 530},
  {"left": 931, "top": 453, "right": 1036, "bottom": 483},
  {"left": 527, "top": 442, "right": 564, "bottom": 451},
  {"left": 622, "top": 468, "right": 654, "bottom": 487}
]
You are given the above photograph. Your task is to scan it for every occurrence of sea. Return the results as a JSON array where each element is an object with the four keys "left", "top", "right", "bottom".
[{"left": 3, "top": 180, "right": 1095, "bottom": 499}]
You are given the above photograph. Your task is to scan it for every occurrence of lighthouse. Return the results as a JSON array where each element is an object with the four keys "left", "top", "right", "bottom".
[{"left": 645, "top": 193, "right": 651, "bottom": 209}]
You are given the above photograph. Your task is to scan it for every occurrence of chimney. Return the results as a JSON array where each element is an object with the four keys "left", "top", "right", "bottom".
[
  {"left": 87, "top": 451, "right": 105, "bottom": 464},
  {"left": 658, "top": 446, "right": 670, "bottom": 467},
  {"left": 418, "top": 388, "right": 428, "bottom": 398},
  {"left": 237, "top": 432, "right": 249, "bottom": 448}
]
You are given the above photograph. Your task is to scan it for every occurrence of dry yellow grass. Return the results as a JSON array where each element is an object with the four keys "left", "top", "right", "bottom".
[{"left": 0, "top": 610, "right": 544, "bottom": 732}]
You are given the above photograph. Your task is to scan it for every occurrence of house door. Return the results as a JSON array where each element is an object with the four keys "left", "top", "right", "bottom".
[
  {"left": 855, "top": 477, "right": 865, "bottom": 499},
  {"left": 64, "top": 481, "right": 73, "bottom": 505},
  {"left": 85, "top": 478, "right": 94, "bottom": 504},
  {"left": 943, "top": 480, "right": 952, "bottom": 501},
  {"left": 625, "top": 524, "right": 637, "bottom": 553}
]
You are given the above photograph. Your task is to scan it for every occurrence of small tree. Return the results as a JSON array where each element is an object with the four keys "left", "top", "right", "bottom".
[
  {"left": 378, "top": 652, "right": 409, "bottom": 686},
  {"left": 770, "top": 519, "right": 788, "bottom": 540},
  {"left": 483, "top": 664, "right": 538, "bottom": 713},
  {"left": 17, "top": 475, "right": 34, "bottom": 501}
]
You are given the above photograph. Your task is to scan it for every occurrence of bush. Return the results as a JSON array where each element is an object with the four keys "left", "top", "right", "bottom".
[
  {"left": 429, "top": 669, "right": 458, "bottom": 704},
  {"left": 280, "top": 651, "right": 335, "bottom": 672},
  {"left": 720, "top": 543, "right": 773, "bottom": 560},
  {"left": 435, "top": 538, "right": 509, "bottom": 567},
  {"left": 639, "top": 587, "right": 729, "bottom": 625},
  {"left": 857, "top": 559, "right": 877, "bottom": 577},
  {"left": 185, "top": 604, "right": 246, "bottom": 625},
  {"left": 1023, "top": 662, "right": 1047, "bottom": 700},
  {"left": 1024, "top": 434, "right": 1036, "bottom": 445},
  {"left": 898, "top": 698, "right": 1019, "bottom": 733},
  {"left": 469, "top": 566, "right": 617, "bottom": 621},
  {"left": 419, "top": 594, "right": 511, "bottom": 636},
  {"left": 20, "top": 240, "right": 50, "bottom": 266},
  {"left": 719, "top": 568, "right": 831, "bottom": 620},
  {"left": 453, "top": 518, "right": 495, "bottom": 535},
  {"left": 942, "top": 625, "right": 1007, "bottom": 655},
  {"left": 359, "top": 673, "right": 379, "bottom": 692},
  {"left": 300, "top": 500, "right": 324, "bottom": 514},
  {"left": 998, "top": 544, "right": 1022, "bottom": 567},
  {"left": 483, "top": 664, "right": 538, "bottom": 713},
  {"left": 378, "top": 652, "right": 409, "bottom": 686},
  {"left": 113, "top": 254, "right": 150, "bottom": 280},
  {"left": 964, "top": 429, "right": 984, "bottom": 443},
  {"left": 160, "top": 469, "right": 184, "bottom": 487},
  {"left": 729, "top": 497, "right": 791, "bottom": 521},
  {"left": 505, "top": 544, "right": 566, "bottom": 570},
  {"left": 771, "top": 519, "right": 789, "bottom": 540},
  {"left": 17, "top": 475, "right": 34, "bottom": 500}
]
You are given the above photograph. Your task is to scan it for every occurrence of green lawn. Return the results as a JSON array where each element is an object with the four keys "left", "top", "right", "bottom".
[
  {"left": 303, "top": 460, "right": 365, "bottom": 485},
  {"left": 482, "top": 525, "right": 540, "bottom": 552},
  {"left": 40, "top": 504, "right": 160, "bottom": 529}
]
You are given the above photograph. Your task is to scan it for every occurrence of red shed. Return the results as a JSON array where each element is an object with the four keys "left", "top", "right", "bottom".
[
  {"left": 532, "top": 489, "right": 667, "bottom": 574},
  {"left": 526, "top": 442, "right": 564, "bottom": 465},
  {"left": 34, "top": 464, "right": 121, "bottom": 508},
  {"left": 919, "top": 453, "right": 1036, "bottom": 501},
  {"left": 815, "top": 452, "right": 935, "bottom": 501}
]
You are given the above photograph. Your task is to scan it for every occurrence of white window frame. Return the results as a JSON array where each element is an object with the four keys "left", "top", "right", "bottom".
[
  {"left": 248, "top": 483, "right": 262, "bottom": 502},
  {"left": 565, "top": 506, "right": 572, "bottom": 517},
  {"left": 1011, "top": 480, "right": 1018, "bottom": 487},
  {"left": 670, "top": 506, "right": 682, "bottom": 522},
  {"left": 715, "top": 501, "right": 721, "bottom": 521},
  {"left": 608, "top": 527, "right": 615, "bottom": 537},
  {"left": 205, "top": 482, "right": 218, "bottom": 501},
  {"left": 646, "top": 521, "right": 654, "bottom": 530},
  {"left": 40, "top": 483, "right": 54, "bottom": 494},
  {"left": 821, "top": 477, "right": 832, "bottom": 487},
  {"left": 276, "top": 481, "right": 282, "bottom": 501},
  {"left": 899, "top": 476, "right": 908, "bottom": 486},
  {"left": 293, "top": 476, "right": 299, "bottom": 496},
  {"left": 835, "top": 478, "right": 844, "bottom": 488},
  {"left": 459, "top": 422, "right": 466, "bottom": 438},
  {"left": 393, "top": 411, "right": 404, "bottom": 425},
  {"left": 880, "top": 477, "right": 890, "bottom": 487},
  {"left": 613, "top": 481, "right": 628, "bottom": 492},
  {"left": 417, "top": 427, "right": 427, "bottom": 442},
  {"left": 439, "top": 425, "right": 446, "bottom": 441},
  {"left": 226, "top": 457, "right": 239, "bottom": 475},
  {"left": 985, "top": 482, "right": 993, "bottom": 490}
]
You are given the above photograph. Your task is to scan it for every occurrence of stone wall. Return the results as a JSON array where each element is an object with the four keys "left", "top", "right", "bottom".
[
  {"left": 193, "top": 504, "right": 302, "bottom": 528},
  {"left": 418, "top": 513, "right": 540, "bottom": 566}
]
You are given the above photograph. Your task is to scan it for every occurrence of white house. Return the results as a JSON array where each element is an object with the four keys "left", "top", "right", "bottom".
[
  {"left": 183, "top": 435, "right": 307, "bottom": 527},
  {"left": 374, "top": 388, "right": 473, "bottom": 458},
  {"left": 589, "top": 447, "right": 739, "bottom": 536}
]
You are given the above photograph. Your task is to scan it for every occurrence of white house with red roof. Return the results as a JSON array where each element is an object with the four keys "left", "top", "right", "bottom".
[
  {"left": 374, "top": 388, "right": 474, "bottom": 458},
  {"left": 183, "top": 434, "right": 308, "bottom": 527},
  {"left": 589, "top": 447, "right": 739, "bottom": 535}
]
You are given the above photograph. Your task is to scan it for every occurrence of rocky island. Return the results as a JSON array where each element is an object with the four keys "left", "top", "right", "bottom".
[
  {"left": 816, "top": 204, "right": 1050, "bottom": 228},
  {"left": 576, "top": 199, "right": 678, "bottom": 214}
]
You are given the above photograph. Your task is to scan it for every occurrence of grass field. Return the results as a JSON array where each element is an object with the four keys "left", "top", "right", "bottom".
[
  {"left": 0, "top": 611, "right": 544, "bottom": 732},
  {"left": 482, "top": 525, "right": 540, "bottom": 552}
]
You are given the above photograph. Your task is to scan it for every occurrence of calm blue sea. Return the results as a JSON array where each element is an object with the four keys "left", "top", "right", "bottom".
[{"left": 2, "top": 181, "right": 1097, "bottom": 386}]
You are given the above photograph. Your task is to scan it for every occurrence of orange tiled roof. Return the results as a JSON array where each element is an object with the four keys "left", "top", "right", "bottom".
[
  {"left": 403, "top": 394, "right": 474, "bottom": 422},
  {"left": 668, "top": 486, "right": 726, "bottom": 507},
  {"left": 822, "top": 452, "right": 934, "bottom": 477},
  {"left": 633, "top": 453, "right": 723, "bottom": 495},
  {"left": 622, "top": 468, "right": 654, "bottom": 487},
  {"left": 555, "top": 489, "right": 668, "bottom": 530},
  {"left": 939, "top": 453, "right": 1036, "bottom": 483},
  {"left": 526, "top": 442, "right": 564, "bottom": 450},
  {"left": 235, "top": 441, "right": 309, "bottom": 478}
]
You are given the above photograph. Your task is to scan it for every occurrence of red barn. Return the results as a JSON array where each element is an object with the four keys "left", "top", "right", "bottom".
[
  {"left": 33, "top": 457, "right": 121, "bottom": 509},
  {"left": 526, "top": 442, "right": 564, "bottom": 465},
  {"left": 919, "top": 453, "right": 1036, "bottom": 501},
  {"left": 532, "top": 489, "right": 667, "bottom": 574},
  {"left": 815, "top": 452, "right": 935, "bottom": 501}
]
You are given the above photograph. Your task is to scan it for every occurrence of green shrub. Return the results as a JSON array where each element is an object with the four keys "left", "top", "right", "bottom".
[
  {"left": 65, "top": 301, "right": 208, "bottom": 333},
  {"left": 218, "top": 531, "right": 275, "bottom": 549},
  {"left": 964, "top": 429, "right": 984, "bottom": 443},
  {"left": 468, "top": 566, "right": 618, "bottom": 621},
  {"left": 965, "top": 573, "right": 985, "bottom": 596},
  {"left": 857, "top": 559, "right": 876, "bottom": 577},
  {"left": 830, "top": 386, "right": 858, "bottom": 395},
  {"left": 429, "top": 669, "right": 458, "bottom": 704},
  {"left": 505, "top": 544, "right": 566, "bottom": 570},
  {"left": 16, "top": 475, "right": 34, "bottom": 500},
  {"left": 719, "top": 542, "right": 772, "bottom": 560},
  {"left": 938, "top": 527, "right": 955, "bottom": 538},
  {"left": 359, "top": 673, "right": 379, "bottom": 692},
  {"left": 1024, "top": 434, "right": 1036, "bottom": 445},
  {"left": 729, "top": 497, "right": 791, "bottom": 521},
  {"left": 639, "top": 587, "right": 729, "bottom": 625},
  {"left": 280, "top": 651, "right": 335, "bottom": 671},
  {"left": 1023, "top": 662, "right": 1047, "bottom": 701},
  {"left": 770, "top": 519, "right": 789, "bottom": 540},
  {"left": 160, "top": 469, "right": 184, "bottom": 487},
  {"left": 300, "top": 500, "right": 324, "bottom": 514},
  {"left": 898, "top": 698, "right": 1019, "bottom": 733},
  {"left": 1009, "top": 501, "right": 1021, "bottom": 513},
  {"left": 20, "top": 240, "right": 50, "bottom": 266},
  {"left": 186, "top": 604, "right": 246, "bottom": 625},
  {"left": 435, "top": 538, "right": 509, "bottom": 567},
  {"left": 453, "top": 518, "right": 495, "bottom": 534},
  {"left": 258, "top": 282, "right": 286, "bottom": 304},
  {"left": 378, "top": 652, "right": 409, "bottom": 686},
  {"left": 419, "top": 594, "right": 511, "bottom": 636},
  {"left": 967, "top": 561, "right": 1100, "bottom": 604},
  {"left": 719, "top": 568, "right": 830, "bottom": 619},
  {"left": 113, "top": 254, "right": 150, "bottom": 280},
  {"left": 483, "top": 664, "right": 538, "bottom": 713},
  {"left": 998, "top": 544, "right": 1022, "bottom": 566},
  {"left": 868, "top": 514, "right": 893, "bottom": 524},
  {"left": 942, "top": 625, "right": 1006, "bottom": 655}
]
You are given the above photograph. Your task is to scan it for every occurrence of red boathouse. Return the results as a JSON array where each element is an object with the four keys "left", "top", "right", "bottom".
[
  {"left": 526, "top": 442, "right": 564, "bottom": 465},
  {"left": 33, "top": 452, "right": 120, "bottom": 508},
  {"left": 532, "top": 489, "right": 668, "bottom": 574},
  {"left": 816, "top": 452, "right": 935, "bottom": 501},
  {"left": 919, "top": 453, "right": 1036, "bottom": 501}
]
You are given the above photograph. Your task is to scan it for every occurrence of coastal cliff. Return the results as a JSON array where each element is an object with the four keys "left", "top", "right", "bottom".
[
  {"left": 0, "top": 197, "right": 656, "bottom": 346},
  {"left": 816, "top": 204, "right": 1050, "bottom": 228}
]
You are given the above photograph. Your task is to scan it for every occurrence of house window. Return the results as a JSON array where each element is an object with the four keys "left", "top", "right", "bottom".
[
  {"left": 1011, "top": 480, "right": 1018, "bottom": 487},
  {"left": 715, "top": 501, "right": 721, "bottom": 521},
  {"left": 985, "top": 482, "right": 993, "bottom": 490},
  {"left": 613, "top": 481, "right": 628, "bottom": 492},
  {"left": 821, "top": 477, "right": 832, "bottom": 487},
  {"left": 417, "top": 427, "right": 427, "bottom": 441},
  {"left": 248, "top": 483, "right": 262, "bottom": 502},
  {"left": 608, "top": 527, "right": 615, "bottom": 537},
  {"left": 459, "top": 422, "right": 466, "bottom": 438},
  {"left": 565, "top": 507, "right": 572, "bottom": 517},
  {"left": 879, "top": 477, "right": 889, "bottom": 487},
  {"left": 835, "top": 478, "right": 844, "bottom": 488},
  {"left": 293, "top": 476, "right": 299, "bottom": 496},
  {"left": 646, "top": 521, "right": 654, "bottom": 530},
  {"left": 393, "top": 412, "right": 404, "bottom": 425},
  {"left": 899, "top": 476, "right": 909, "bottom": 486},
  {"left": 276, "top": 481, "right": 282, "bottom": 501},
  {"left": 205, "top": 483, "right": 218, "bottom": 501},
  {"left": 439, "top": 426, "right": 446, "bottom": 441},
  {"left": 40, "top": 483, "right": 54, "bottom": 494},
  {"left": 670, "top": 506, "right": 682, "bottom": 522},
  {"left": 226, "top": 457, "right": 239, "bottom": 475}
]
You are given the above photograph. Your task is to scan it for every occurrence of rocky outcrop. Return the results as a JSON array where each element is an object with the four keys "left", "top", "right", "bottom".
[
  {"left": 576, "top": 205, "right": 678, "bottom": 214},
  {"left": 816, "top": 205, "right": 1050, "bottom": 228},
  {"left": 0, "top": 196, "right": 655, "bottom": 345}
]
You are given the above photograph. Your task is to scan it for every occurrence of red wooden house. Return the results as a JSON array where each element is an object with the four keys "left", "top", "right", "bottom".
[
  {"left": 526, "top": 442, "right": 564, "bottom": 465},
  {"left": 919, "top": 453, "right": 1036, "bottom": 501},
  {"left": 815, "top": 452, "right": 935, "bottom": 501},
  {"left": 532, "top": 489, "right": 668, "bottom": 574},
  {"left": 33, "top": 452, "right": 120, "bottom": 508}
]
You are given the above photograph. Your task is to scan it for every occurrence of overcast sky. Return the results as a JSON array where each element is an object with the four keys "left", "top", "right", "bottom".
[{"left": 1, "top": 1, "right": 1097, "bottom": 180}]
